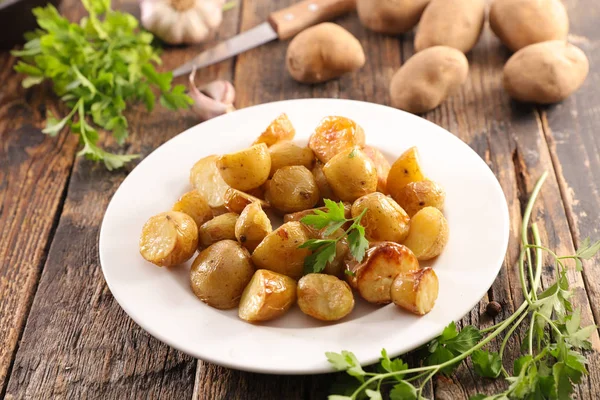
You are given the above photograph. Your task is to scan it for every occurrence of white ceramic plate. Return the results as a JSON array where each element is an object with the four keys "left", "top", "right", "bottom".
[{"left": 99, "top": 99, "right": 509, "bottom": 374}]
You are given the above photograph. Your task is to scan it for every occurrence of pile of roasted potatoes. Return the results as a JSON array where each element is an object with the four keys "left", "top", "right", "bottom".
[{"left": 139, "top": 114, "right": 449, "bottom": 323}]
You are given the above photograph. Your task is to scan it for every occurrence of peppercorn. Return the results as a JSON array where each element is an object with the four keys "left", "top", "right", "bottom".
[{"left": 486, "top": 301, "right": 502, "bottom": 317}]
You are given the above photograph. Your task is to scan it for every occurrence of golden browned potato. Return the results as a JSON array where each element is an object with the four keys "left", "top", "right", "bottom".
[
  {"left": 190, "top": 240, "right": 255, "bottom": 309},
  {"left": 357, "top": 0, "right": 430, "bottom": 34},
  {"left": 265, "top": 166, "right": 320, "bottom": 213},
  {"left": 235, "top": 202, "right": 272, "bottom": 252},
  {"left": 323, "top": 148, "right": 378, "bottom": 202},
  {"left": 283, "top": 203, "right": 352, "bottom": 224},
  {"left": 402, "top": 207, "right": 449, "bottom": 260},
  {"left": 387, "top": 147, "right": 426, "bottom": 199},
  {"left": 297, "top": 274, "right": 354, "bottom": 321},
  {"left": 224, "top": 187, "right": 269, "bottom": 214},
  {"left": 268, "top": 141, "right": 315, "bottom": 177},
  {"left": 198, "top": 212, "right": 238, "bottom": 249},
  {"left": 363, "top": 145, "right": 391, "bottom": 193},
  {"left": 140, "top": 211, "right": 198, "bottom": 267},
  {"left": 172, "top": 190, "right": 213, "bottom": 229},
  {"left": 238, "top": 269, "right": 297, "bottom": 322},
  {"left": 391, "top": 267, "right": 439, "bottom": 315},
  {"left": 351, "top": 193, "right": 410, "bottom": 243},
  {"left": 253, "top": 113, "right": 295, "bottom": 147},
  {"left": 346, "top": 242, "right": 420, "bottom": 304},
  {"left": 312, "top": 162, "right": 339, "bottom": 202},
  {"left": 216, "top": 144, "right": 271, "bottom": 191},
  {"left": 251, "top": 221, "right": 311, "bottom": 280},
  {"left": 190, "top": 155, "right": 230, "bottom": 208},
  {"left": 308, "top": 116, "right": 366, "bottom": 163},
  {"left": 394, "top": 180, "right": 445, "bottom": 217}
]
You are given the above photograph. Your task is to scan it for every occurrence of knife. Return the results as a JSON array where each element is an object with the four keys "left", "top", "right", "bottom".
[{"left": 172, "top": 0, "right": 356, "bottom": 78}]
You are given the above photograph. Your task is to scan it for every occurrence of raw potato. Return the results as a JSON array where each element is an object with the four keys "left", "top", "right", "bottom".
[
  {"left": 387, "top": 147, "right": 426, "bottom": 199},
  {"left": 253, "top": 113, "right": 295, "bottom": 146},
  {"left": 172, "top": 190, "right": 213, "bottom": 229},
  {"left": 190, "top": 154, "right": 230, "bottom": 208},
  {"left": 351, "top": 192, "right": 410, "bottom": 243},
  {"left": 402, "top": 207, "right": 449, "bottom": 260},
  {"left": 190, "top": 240, "right": 255, "bottom": 310},
  {"left": 239, "top": 269, "right": 297, "bottom": 322},
  {"left": 390, "top": 46, "right": 469, "bottom": 114},
  {"left": 198, "top": 212, "right": 238, "bottom": 249},
  {"left": 224, "top": 187, "right": 269, "bottom": 214},
  {"left": 363, "top": 145, "right": 391, "bottom": 193},
  {"left": 312, "top": 162, "right": 339, "bottom": 202},
  {"left": 251, "top": 221, "right": 311, "bottom": 280},
  {"left": 503, "top": 41, "right": 589, "bottom": 104},
  {"left": 235, "top": 202, "right": 272, "bottom": 252},
  {"left": 357, "top": 0, "right": 430, "bottom": 34},
  {"left": 391, "top": 267, "right": 439, "bottom": 315},
  {"left": 489, "top": 0, "right": 569, "bottom": 52},
  {"left": 346, "top": 242, "right": 420, "bottom": 304},
  {"left": 415, "top": 0, "right": 485, "bottom": 53},
  {"left": 216, "top": 143, "right": 271, "bottom": 191},
  {"left": 286, "top": 23, "right": 365, "bottom": 84},
  {"left": 297, "top": 274, "right": 354, "bottom": 321},
  {"left": 308, "top": 116, "right": 366, "bottom": 163},
  {"left": 139, "top": 211, "right": 198, "bottom": 267},
  {"left": 323, "top": 148, "right": 378, "bottom": 202},
  {"left": 265, "top": 166, "right": 320, "bottom": 213},
  {"left": 394, "top": 180, "right": 445, "bottom": 217},
  {"left": 268, "top": 141, "right": 315, "bottom": 177}
]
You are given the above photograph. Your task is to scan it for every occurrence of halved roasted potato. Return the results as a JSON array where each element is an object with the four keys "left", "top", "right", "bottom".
[
  {"left": 323, "top": 148, "right": 378, "bottom": 202},
  {"left": 387, "top": 147, "right": 426, "bottom": 200},
  {"left": 235, "top": 202, "right": 272, "bottom": 252},
  {"left": 172, "top": 190, "right": 213, "bottom": 229},
  {"left": 265, "top": 166, "right": 320, "bottom": 213},
  {"left": 253, "top": 113, "right": 295, "bottom": 147},
  {"left": 394, "top": 180, "right": 445, "bottom": 217},
  {"left": 312, "top": 161, "right": 339, "bottom": 203},
  {"left": 190, "top": 155, "right": 230, "bottom": 208},
  {"left": 297, "top": 274, "right": 355, "bottom": 321},
  {"left": 216, "top": 143, "right": 271, "bottom": 191},
  {"left": 402, "top": 207, "right": 449, "bottom": 260},
  {"left": 363, "top": 145, "right": 391, "bottom": 193},
  {"left": 224, "top": 187, "right": 270, "bottom": 214},
  {"left": 139, "top": 211, "right": 198, "bottom": 267},
  {"left": 268, "top": 141, "right": 315, "bottom": 177},
  {"left": 351, "top": 192, "right": 410, "bottom": 243},
  {"left": 391, "top": 267, "right": 439, "bottom": 315},
  {"left": 308, "top": 116, "right": 366, "bottom": 163},
  {"left": 238, "top": 269, "right": 297, "bottom": 322},
  {"left": 198, "top": 212, "right": 238, "bottom": 249}
]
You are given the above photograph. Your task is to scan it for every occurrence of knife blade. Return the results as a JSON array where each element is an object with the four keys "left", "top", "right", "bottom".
[{"left": 172, "top": 0, "right": 356, "bottom": 78}]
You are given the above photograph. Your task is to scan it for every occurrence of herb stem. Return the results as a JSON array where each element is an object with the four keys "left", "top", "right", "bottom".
[
  {"left": 532, "top": 223, "right": 542, "bottom": 292},
  {"left": 499, "top": 308, "right": 528, "bottom": 360},
  {"left": 528, "top": 313, "right": 536, "bottom": 355},
  {"left": 518, "top": 247, "right": 534, "bottom": 307},
  {"left": 534, "top": 312, "right": 563, "bottom": 337}
]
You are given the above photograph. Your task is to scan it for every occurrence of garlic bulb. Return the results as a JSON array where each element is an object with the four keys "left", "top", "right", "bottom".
[
  {"left": 189, "top": 69, "right": 235, "bottom": 121},
  {"left": 141, "top": 0, "right": 225, "bottom": 45}
]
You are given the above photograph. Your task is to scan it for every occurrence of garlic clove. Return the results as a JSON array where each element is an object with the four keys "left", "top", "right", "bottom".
[{"left": 189, "top": 69, "right": 236, "bottom": 121}]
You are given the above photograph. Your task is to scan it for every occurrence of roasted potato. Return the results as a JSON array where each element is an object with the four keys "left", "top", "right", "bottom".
[
  {"left": 216, "top": 143, "right": 271, "bottom": 191},
  {"left": 357, "top": 0, "right": 430, "bottom": 35},
  {"left": 253, "top": 113, "right": 295, "bottom": 147},
  {"left": 238, "top": 269, "right": 297, "bottom": 322},
  {"left": 190, "top": 155, "right": 230, "bottom": 208},
  {"left": 363, "top": 145, "right": 391, "bottom": 193},
  {"left": 224, "top": 187, "right": 269, "bottom": 214},
  {"left": 235, "top": 202, "right": 272, "bottom": 253},
  {"left": 268, "top": 141, "right": 315, "bottom": 177},
  {"left": 312, "top": 162, "right": 339, "bottom": 202},
  {"left": 172, "top": 190, "right": 213, "bottom": 229},
  {"left": 394, "top": 180, "right": 445, "bottom": 217},
  {"left": 346, "top": 242, "right": 420, "bottom": 304},
  {"left": 198, "top": 212, "right": 238, "bottom": 249},
  {"left": 323, "top": 148, "right": 378, "bottom": 202},
  {"left": 387, "top": 147, "right": 426, "bottom": 199},
  {"left": 265, "top": 166, "right": 320, "bottom": 213},
  {"left": 190, "top": 240, "right": 255, "bottom": 309},
  {"left": 139, "top": 211, "right": 198, "bottom": 267},
  {"left": 251, "top": 221, "right": 311, "bottom": 280},
  {"left": 285, "top": 205, "right": 352, "bottom": 240},
  {"left": 391, "top": 267, "right": 439, "bottom": 315},
  {"left": 297, "top": 274, "right": 355, "bottom": 321},
  {"left": 308, "top": 116, "right": 366, "bottom": 163},
  {"left": 351, "top": 193, "right": 410, "bottom": 243},
  {"left": 402, "top": 207, "right": 449, "bottom": 260}
]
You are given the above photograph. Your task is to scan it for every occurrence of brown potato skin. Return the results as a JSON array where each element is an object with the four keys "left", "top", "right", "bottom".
[
  {"left": 190, "top": 240, "right": 255, "bottom": 310},
  {"left": 238, "top": 269, "right": 297, "bottom": 322},
  {"left": 268, "top": 141, "right": 315, "bottom": 177},
  {"left": 394, "top": 180, "right": 445, "bottom": 217},
  {"left": 297, "top": 274, "right": 355, "bottom": 321},
  {"left": 402, "top": 207, "right": 449, "bottom": 260},
  {"left": 139, "top": 211, "right": 198, "bottom": 267},
  {"left": 216, "top": 143, "right": 271, "bottom": 191},
  {"left": 172, "top": 190, "right": 213, "bottom": 230},
  {"left": 363, "top": 145, "right": 391, "bottom": 193},
  {"left": 286, "top": 23, "right": 365, "bottom": 84},
  {"left": 489, "top": 0, "right": 569, "bottom": 52},
  {"left": 391, "top": 267, "right": 439, "bottom": 315},
  {"left": 503, "top": 41, "right": 589, "bottom": 104},
  {"left": 308, "top": 116, "right": 366, "bottom": 164},
  {"left": 224, "top": 187, "right": 269, "bottom": 214},
  {"left": 265, "top": 166, "right": 320, "bottom": 213},
  {"left": 323, "top": 149, "right": 378, "bottom": 202},
  {"left": 357, "top": 0, "right": 430, "bottom": 34},
  {"left": 253, "top": 113, "right": 295, "bottom": 147},
  {"left": 352, "top": 193, "right": 410, "bottom": 243},
  {"left": 387, "top": 146, "right": 426, "bottom": 199},
  {"left": 198, "top": 212, "right": 238, "bottom": 249},
  {"left": 235, "top": 202, "right": 272, "bottom": 253}
]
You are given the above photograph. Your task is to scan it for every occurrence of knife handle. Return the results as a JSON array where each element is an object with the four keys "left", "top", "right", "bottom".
[{"left": 268, "top": 0, "right": 356, "bottom": 40}]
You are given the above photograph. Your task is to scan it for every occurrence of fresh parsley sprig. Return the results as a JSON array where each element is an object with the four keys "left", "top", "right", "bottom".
[
  {"left": 299, "top": 199, "right": 369, "bottom": 274},
  {"left": 326, "top": 171, "right": 600, "bottom": 400}
]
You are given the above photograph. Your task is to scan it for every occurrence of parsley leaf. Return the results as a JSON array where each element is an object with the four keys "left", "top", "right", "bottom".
[
  {"left": 471, "top": 350, "right": 502, "bottom": 378},
  {"left": 389, "top": 381, "right": 418, "bottom": 400}
]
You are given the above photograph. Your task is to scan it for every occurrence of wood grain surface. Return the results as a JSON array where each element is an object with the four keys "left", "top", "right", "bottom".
[{"left": 1, "top": 0, "right": 598, "bottom": 398}]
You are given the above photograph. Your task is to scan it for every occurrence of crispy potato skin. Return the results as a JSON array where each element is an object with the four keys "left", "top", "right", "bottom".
[
  {"left": 357, "top": 0, "right": 430, "bottom": 34},
  {"left": 402, "top": 207, "right": 449, "bottom": 260},
  {"left": 251, "top": 221, "right": 311, "bottom": 280},
  {"left": 235, "top": 202, "right": 272, "bottom": 253},
  {"left": 253, "top": 113, "right": 295, "bottom": 146},
  {"left": 323, "top": 149, "right": 378, "bottom": 202},
  {"left": 391, "top": 267, "right": 439, "bottom": 315},
  {"left": 238, "top": 269, "right": 297, "bottom": 322},
  {"left": 224, "top": 187, "right": 269, "bottom": 214},
  {"left": 198, "top": 212, "right": 238, "bottom": 249},
  {"left": 297, "top": 274, "right": 355, "bottom": 321},
  {"left": 217, "top": 144, "right": 271, "bottom": 191},
  {"left": 312, "top": 162, "right": 339, "bottom": 203},
  {"left": 394, "top": 180, "right": 445, "bottom": 217},
  {"left": 172, "top": 190, "right": 213, "bottom": 229},
  {"left": 387, "top": 146, "right": 426, "bottom": 199},
  {"left": 352, "top": 193, "right": 410, "bottom": 243},
  {"left": 190, "top": 240, "right": 255, "bottom": 309},
  {"left": 268, "top": 141, "right": 315, "bottom": 177},
  {"left": 363, "top": 145, "right": 391, "bottom": 193},
  {"left": 190, "top": 155, "right": 230, "bottom": 208},
  {"left": 265, "top": 166, "right": 320, "bottom": 213},
  {"left": 139, "top": 211, "right": 198, "bottom": 267},
  {"left": 308, "top": 116, "right": 366, "bottom": 164}
]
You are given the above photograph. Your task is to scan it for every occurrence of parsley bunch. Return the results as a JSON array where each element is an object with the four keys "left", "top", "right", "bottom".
[
  {"left": 327, "top": 171, "right": 600, "bottom": 400},
  {"left": 12, "top": 0, "right": 193, "bottom": 170}
]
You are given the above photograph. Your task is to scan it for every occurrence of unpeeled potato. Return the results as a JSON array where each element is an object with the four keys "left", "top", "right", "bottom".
[
  {"left": 253, "top": 113, "right": 295, "bottom": 147},
  {"left": 268, "top": 141, "right": 315, "bottom": 177},
  {"left": 297, "top": 274, "right": 354, "bottom": 321},
  {"left": 312, "top": 162, "right": 339, "bottom": 203},
  {"left": 391, "top": 267, "right": 439, "bottom": 315},
  {"left": 394, "top": 180, "right": 445, "bottom": 217},
  {"left": 224, "top": 187, "right": 269, "bottom": 214},
  {"left": 402, "top": 207, "right": 449, "bottom": 260},
  {"left": 235, "top": 202, "right": 272, "bottom": 252},
  {"left": 190, "top": 155, "right": 230, "bottom": 208},
  {"left": 172, "top": 190, "right": 213, "bottom": 229},
  {"left": 239, "top": 269, "right": 297, "bottom": 322},
  {"left": 363, "top": 145, "right": 391, "bottom": 193},
  {"left": 198, "top": 212, "right": 238, "bottom": 249},
  {"left": 357, "top": 0, "right": 430, "bottom": 35},
  {"left": 217, "top": 144, "right": 271, "bottom": 191},
  {"left": 139, "top": 211, "right": 198, "bottom": 267},
  {"left": 323, "top": 148, "right": 378, "bottom": 202},
  {"left": 265, "top": 166, "right": 320, "bottom": 213},
  {"left": 351, "top": 192, "right": 410, "bottom": 243},
  {"left": 308, "top": 116, "right": 366, "bottom": 163},
  {"left": 387, "top": 147, "right": 426, "bottom": 199}
]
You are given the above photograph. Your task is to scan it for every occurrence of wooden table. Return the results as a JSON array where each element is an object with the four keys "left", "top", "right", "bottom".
[{"left": 1, "top": 0, "right": 599, "bottom": 398}]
